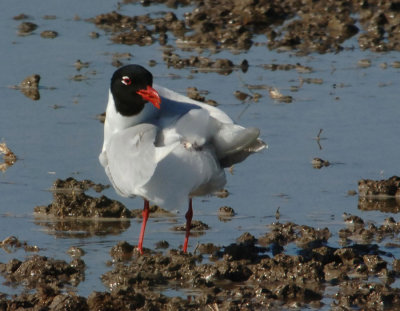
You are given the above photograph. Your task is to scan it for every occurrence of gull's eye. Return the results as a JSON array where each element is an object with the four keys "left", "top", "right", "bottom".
[{"left": 121, "top": 76, "right": 132, "bottom": 86}]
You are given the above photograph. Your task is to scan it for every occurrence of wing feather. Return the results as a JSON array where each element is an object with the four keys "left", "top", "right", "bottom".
[{"left": 101, "top": 124, "right": 159, "bottom": 197}]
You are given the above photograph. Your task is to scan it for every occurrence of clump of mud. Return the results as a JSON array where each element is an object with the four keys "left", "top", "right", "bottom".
[
  {"left": 173, "top": 219, "right": 209, "bottom": 237},
  {"left": 35, "top": 192, "right": 131, "bottom": 218},
  {"left": 358, "top": 176, "right": 400, "bottom": 212},
  {"left": 35, "top": 178, "right": 176, "bottom": 221},
  {"left": 340, "top": 213, "right": 400, "bottom": 248},
  {"left": 0, "top": 236, "right": 39, "bottom": 253},
  {"left": 333, "top": 281, "right": 400, "bottom": 309},
  {"left": 50, "top": 177, "right": 109, "bottom": 194},
  {"left": 312, "top": 157, "right": 330, "bottom": 169},
  {"left": 34, "top": 178, "right": 130, "bottom": 218},
  {"left": 17, "top": 21, "right": 37, "bottom": 36},
  {"left": 0, "top": 142, "right": 17, "bottom": 172},
  {"left": 9, "top": 74, "right": 41, "bottom": 100},
  {"left": 32, "top": 178, "right": 180, "bottom": 238},
  {"left": 218, "top": 206, "right": 235, "bottom": 222},
  {"left": 258, "top": 222, "right": 331, "bottom": 251},
  {"left": 32, "top": 178, "right": 133, "bottom": 239},
  {"left": 40, "top": 30, "right": 58, "bottom": 39},
  {"left": 268, "top": 87, "right": 293, "bottom": 103},
  {"left": 129, "top": 204, "right": 175, "bottom": 218},
  {"left": 359, "top": 176, "right": 400, "bottom": 198},
  {"left": 162, "top": 51, "right": 247, "bottom": 75},
  {"left": 0, "top": 255, "right": 85, "bottom": 289},
  {"left": 0, "top": 291, "right": 88, "bottom": 311}
]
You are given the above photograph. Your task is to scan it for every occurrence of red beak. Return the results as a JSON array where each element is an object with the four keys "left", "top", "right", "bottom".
[{"left": 136, "top": 86, "right": 161, "bottom": 109}]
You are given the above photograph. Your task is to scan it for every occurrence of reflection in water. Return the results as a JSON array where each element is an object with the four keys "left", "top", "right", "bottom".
[
  {"left": 218, "top": 206, "right": 236, "bottom": 222},
  {"left": 19, "top": 87, "right": 40, "bottom": 100},
  {"left": 0, "top": 142, "right": 17, "bottom": 172},
  {"left": 358, "top": 196, "right": 400, "bottom": 213},
  {"left": 33, "top": 178, "right": 134, "bottom": 238},
  {"left": 34, "top": 217, "right": 130, "bottom": 238},
  {"left": 0, "top": 235, "right": 40, "bottom": 253},
  {"left": 16, "top": 74, "right": 41, "bottom": 100},
  {"left": 218, "top": 215, "right": 234, "bottom": 222},
  {"left": 311, "top": 157, "right": 330, "bottom": 169},
  {"left": 172, "top": 220, "right": 208, "bottom": 238}
]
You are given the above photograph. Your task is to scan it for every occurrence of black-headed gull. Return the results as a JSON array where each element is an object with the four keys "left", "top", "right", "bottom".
[{"left": 99, "top": 64, "right": 266, "bottom": 253}]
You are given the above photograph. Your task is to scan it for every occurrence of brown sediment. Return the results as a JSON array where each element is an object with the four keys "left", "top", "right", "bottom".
[
  {"left": 34, "top": 178, "right": 130, "bottom": 218},
  {"left": 358, "top": 176, "right": 400, "bottom": 212},
  {"left": 89, "top": 0, "right": 400, "bottom": 55},
  {"left": 2, "top": 217, "right": 400, "bottom": 309}
]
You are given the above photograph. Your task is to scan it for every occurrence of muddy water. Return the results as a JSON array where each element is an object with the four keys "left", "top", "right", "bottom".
[{"left": 1, "top": 0, "right": 400, "bottom": 308}]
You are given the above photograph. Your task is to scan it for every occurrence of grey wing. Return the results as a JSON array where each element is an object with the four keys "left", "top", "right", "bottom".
[
  {"left": 212, "top": 123, "right": 267, "bottom": 167},
  {"left": 172, "top": 108, "right": 267, "bottom": 168},
  {"left": 100, "top": 123, "right": 159, "bottom": 197}
]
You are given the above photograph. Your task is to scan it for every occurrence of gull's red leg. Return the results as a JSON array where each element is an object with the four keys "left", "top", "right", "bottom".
[
  {"left": 183, "top": 198, "right": 193, "bottom": 253},
  {"left": 138, "top": 199, "right": 150, "bottom": 254}
]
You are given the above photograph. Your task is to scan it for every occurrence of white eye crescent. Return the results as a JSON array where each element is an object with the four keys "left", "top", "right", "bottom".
[{"left": 121, "top": 76, "right": 132, "bottom": 86}]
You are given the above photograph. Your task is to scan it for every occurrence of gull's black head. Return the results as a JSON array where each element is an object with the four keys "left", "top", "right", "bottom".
[{"left": 110, "top": 64, "right": 160, "bottom": 116}]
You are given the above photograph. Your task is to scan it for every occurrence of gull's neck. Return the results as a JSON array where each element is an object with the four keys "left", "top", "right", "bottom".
[{"left": 102, "top": 90, "right": 159, "bottom": 151}]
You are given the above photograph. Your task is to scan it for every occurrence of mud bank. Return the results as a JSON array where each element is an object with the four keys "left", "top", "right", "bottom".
[
  {"left": 1, "top": 219, "right": 400, "bottom": 310},
  {"left": 90, "top": 0, "right": 400, "bottom": 55},
  {"left": 2, "top": 178, "right": 400, "bottom": 309}
]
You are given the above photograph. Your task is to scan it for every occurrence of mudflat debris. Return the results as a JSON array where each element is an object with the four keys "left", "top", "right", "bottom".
[
  {"left": 0, "top": 142, "right": 17, "bottom": 172},
  {"left": 0, "top": 236, "right": 39, "bottom": 253},
  {"left": 34, "top": 178, "right": 131, "bottom": 218},
  {"left": 0, "top": 255, "right": 85, "bottom": 289},
  {"left": 34, "top": 190, "right": 131, "bottom": 218},
  {"left": 40, "top": 30, "right": 58, "bottom": 39},
  {"left": 50, "top": 177, "right": 109, "bottom": 194},
  {"left": 89, "top": 0, "right": 400, "bottom": 55},
  {"left": 358, "top": 176, "right": 400, "bottom": 213},
  {"left": 17, "top": 21, "right": 37, "bottom": 36},
  {"left": 269, "top": 87, "right": 293, "bottom": 103},
  {"left": 359, "top": 176, "right": 400, "bottom": 198},
  {"left": 2, "top": 218, "right": 400, "bottom": 309},
  {"left": 10, "top": 74, "right": 41, "bottom": 100},
  {"left": 312, "top": 157, "right": 330, "bottom": 169},
  {"left": 95, "top": 220, "right": 400, "bottom": 310}
]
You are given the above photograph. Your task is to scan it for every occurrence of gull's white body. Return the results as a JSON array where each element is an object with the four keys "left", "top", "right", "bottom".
[{"left": 100, "top": 84, "right": 265, "bottom": 210}]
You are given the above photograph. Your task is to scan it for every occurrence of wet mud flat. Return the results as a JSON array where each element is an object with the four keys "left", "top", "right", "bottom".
[
  {"left": 88, "top": 0, "right": 400, "bottom": 56},
  {"left": 2, "top": 178, "right": 400, "bottom": 310},
  {"left": 3, "top": 0, "right": 400, "bottom": 310}
]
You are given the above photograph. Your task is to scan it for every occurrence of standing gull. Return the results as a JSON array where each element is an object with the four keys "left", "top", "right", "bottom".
[{"left": 99, "top": 64, "right": 266, "bottom": 253}]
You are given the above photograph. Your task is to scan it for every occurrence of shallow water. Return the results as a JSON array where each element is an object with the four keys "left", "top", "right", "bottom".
[{"left": 1, "top": 0, "right": 400, "bottom": 301}]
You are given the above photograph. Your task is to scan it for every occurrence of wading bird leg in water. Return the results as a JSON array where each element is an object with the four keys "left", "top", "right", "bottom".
[
  {"left": 138, "top": 199, "right": 150, "bottom": 254},
  {"left": 183, "top": 198, "right": 193, "bottom": 253}
]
